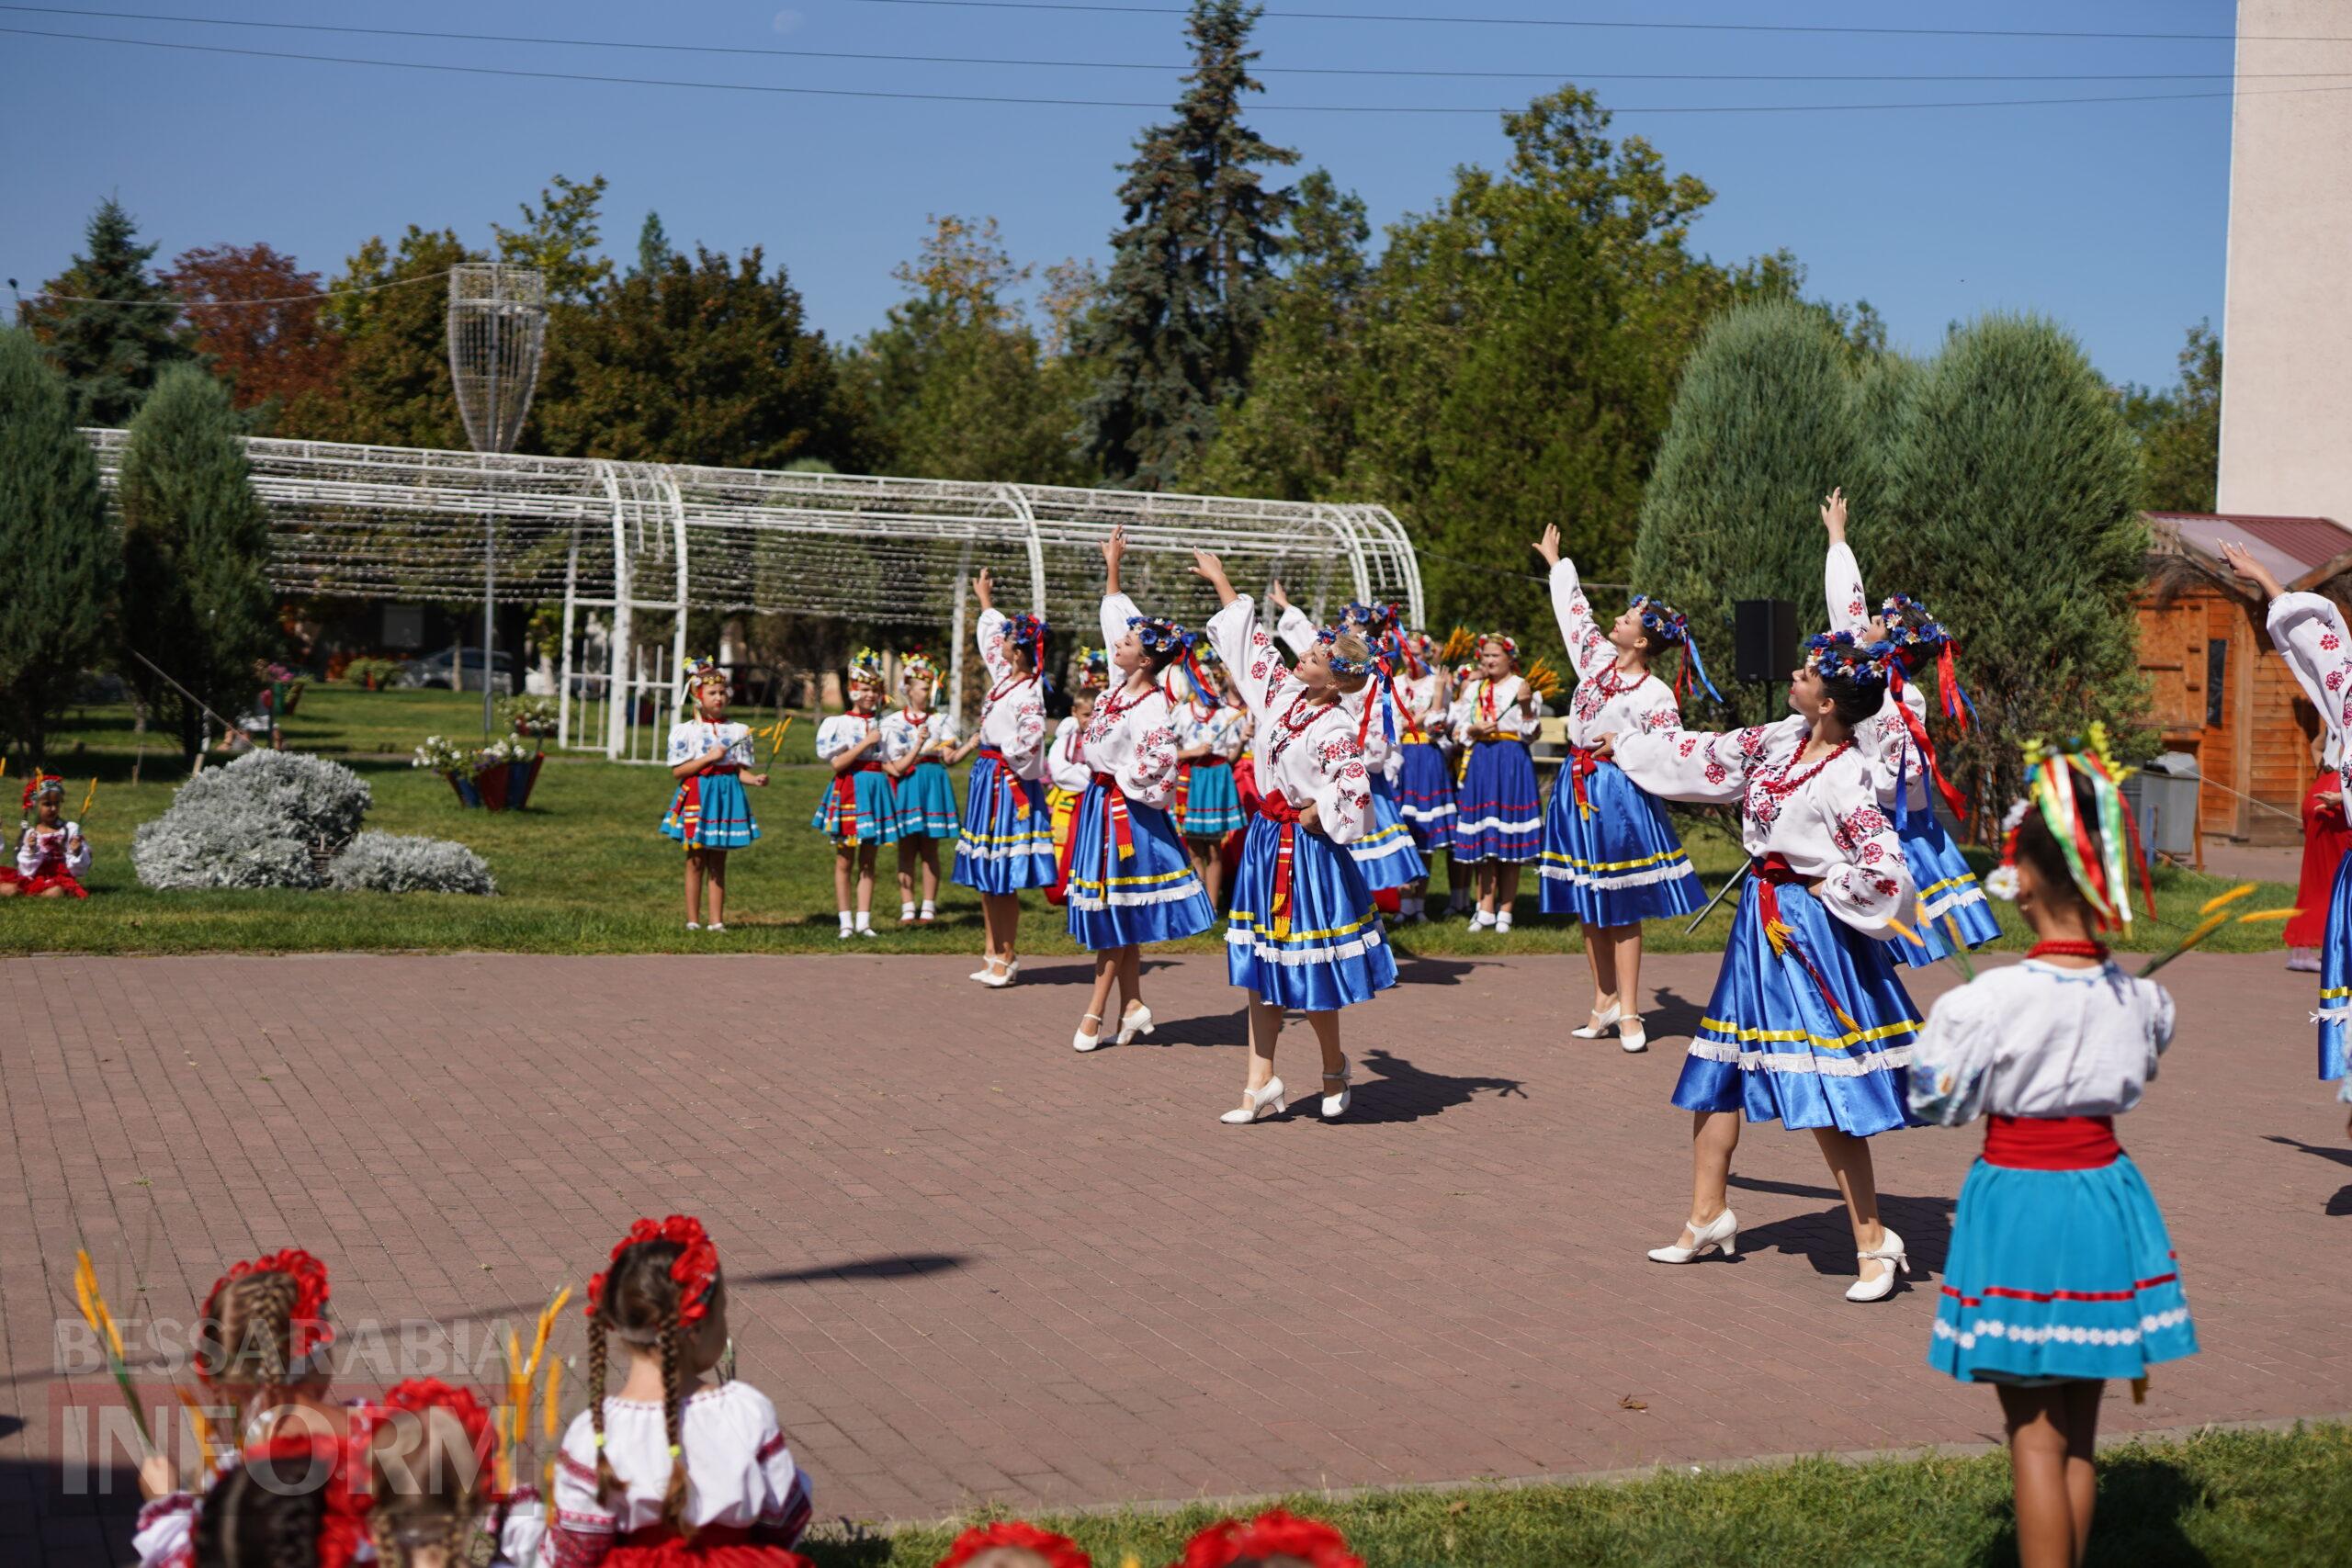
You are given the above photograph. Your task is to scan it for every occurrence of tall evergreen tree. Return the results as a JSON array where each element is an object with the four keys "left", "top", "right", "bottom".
[
  {"left": 636, "top": 211, "right": 673, "bottom": 277},
  {"left": 118, "top": 365, "right": 277, "bottom": 763},
  {"left": 0, "top": 329, "right": 116, "bottom": 765},
  {"left": 1075, "top": 0, "right": 1297, "bottom": 489},
  {"left": 17, "top": 197, "right": 195, "bottom": 426},
  {"left": 1881, "top": 313, "right": 2148, "bottom": 822},
  {"left": 1629, "top": 299, "right": 1864, "bottom": 727}
]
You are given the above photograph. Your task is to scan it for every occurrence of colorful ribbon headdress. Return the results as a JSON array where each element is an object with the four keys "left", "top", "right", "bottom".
[
  {"left": 1804, "top": 628, "right": 1900, "bottom": 686},
  {"left": 1880, "top": 593, "right": 1976, "bottom": 732},
  {"left": 898, "top": 650, "right": 939, "bottom": 688},
  {"left": 1002, "top": 613, "right": 1052, "bottom": 692},
  {"left": 1071, "top": 644, "right": 1109, "bottom": 692},
  {"left": 1477, "top": 632, "right": 1520, "bottom": 662},
  {"left": 1126, "top": 614, "right": 1192, "bottom": 657},
  {"left": 845, "top": 647, "right": 886, "bottom": 690},
  {"left": 23, "top": 773, "right": 63, "bottom": 812},
  {"left": 1984, "top": 726, "right": 2156, "bottom": 931},
  {"left": 680, "top": 656, "right": 725, "bottom": 699},
  {"left": 1628, "top": 594, "right": 1723, "bottom": 703}
]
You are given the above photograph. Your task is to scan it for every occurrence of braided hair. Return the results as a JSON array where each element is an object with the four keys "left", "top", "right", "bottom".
[
  {"left": 586, "top": 1237, "right": 724, "bottom": 1539},
  {"left": 194, "top": 1454, "right": 324, "bottom": 1568},
  {"left": 198, "top": 1270, "right": 302, "bottom": 1424}
]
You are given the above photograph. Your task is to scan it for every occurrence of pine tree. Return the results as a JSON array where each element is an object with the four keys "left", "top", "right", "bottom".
[
  {"left": 1075, "top": 0, "right": 1297, "bottom": 489},
  {"left": 1628, "top": 300, "right": 1864, "bottom": 727},
  {"left": 636, "top": 211, "right": 672, "bottom": 277},
  {"left": 2118, "top": 321, "right": 2221, "bottom": 513},
  {"left": 1880, "top": 313, "right": 2148, "bottom": 821},
  {"left": 17, "top": 197, "right": 196, "bottom": 426},
  {"left": 0, "top": 329, "right": 116, "bottom": 765},
  {"left": 118, "top": 365, "right": 277, "bottom": 762}
]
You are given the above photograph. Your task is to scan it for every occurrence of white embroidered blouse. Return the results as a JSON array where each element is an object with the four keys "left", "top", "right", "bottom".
[
  {"left": 1907, "top": 961, "right": 2175, "bottom": 1125},
  {"left": 2266, "top": 591, "right": 2352, "bottom": 754},
  {"left": 664, "top": 719, "right": 752, "bottom": 771},
  {"left": 877, "top": 706, "right": 956, "bottom": 766},
  {"left": 1171, "top": 695, "right": 1246, "bottom": 762},
  {"left": 811, "top": 712, "right": 883, "bottom": 763},
  {"left": 1447, "top": 673, "right": 1541, "bottom": 743},
  {"left": 1207, "top": 595, "right": 1374, "bottom": 845},
  {"left": 1272, "top": 604, "right": 1403, "bottom": 782},
  {"left": 17, "top": 822, "right": 91, "bottom": 880},
  {"left": 1046, "top": 715, "right": 1092, "bottom": 794},
  {"left": 1549, "top": 557, "right": 1681, "bottom": 750},
  {"left": 1080, "top": 593, "right": 1183, "bottom": 807},
  {"left": 1396, "top": 670, "right": 1449, "bottom": 741},
  {"left": 1611, "top": 715, "right": 1917, "bottom": 938},
  {"left": 973, "top": 606, "right": 1048, "bottom": 780}
]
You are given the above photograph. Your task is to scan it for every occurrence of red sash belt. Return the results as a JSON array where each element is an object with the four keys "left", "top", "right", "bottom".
[
  {"left": 830, "top": 761, "right": 883, "bottom": 840},
  {"left": 1566, "top": 744, "right": 1604, "bottom": 818},
  {"left": 1753, "top": 853, "right": 1860, "bottom": 1032},
  {"left": 1259, "top": 789, "right": 1306, "bottom": 938},
  {"left": 1091, "top": 772, "right": 1135, "bottom": 863},
  {"left": 976, "top": 746, "right": 1034, "bottom": 819},
  {"left": 1984, "top": 1114, "right": 2121, "bottom": 1169}
]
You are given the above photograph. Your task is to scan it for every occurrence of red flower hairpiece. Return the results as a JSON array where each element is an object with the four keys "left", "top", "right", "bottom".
[
  {"left": 1178, "top": 1509, "right": 1363, "bottom": 1568},
  {"left": 22, "top": 773, "right": 63, "bottom": 812},
  {"left": 197, "top": 1248, "right": 334, "bottom": 1384},
  {"left": 937, "top": 1520, "right": 1094, "bottom": 1568},
  {"left": 365, "top": 1377, "right": 497, "bottom": 1482},
  {"left": 583, "top": 1215, "right": 720, "bottom": 1325},
  {"left": 248, "top": 1427, "right": 373, "bottom": 1568}
]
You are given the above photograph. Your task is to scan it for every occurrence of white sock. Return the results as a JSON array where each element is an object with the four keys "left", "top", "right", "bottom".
[
  {"left": 900, "top": 901, "right": 917, "bottom": 920},
  {"left": 838, "top": 910, "right": 854, "bottom": 931},
  {"left": 921, "top": 899, "right": 936, "bottom": 919},
  {"left": 855, "top": 910, "right": 873, "bottom": 932}
]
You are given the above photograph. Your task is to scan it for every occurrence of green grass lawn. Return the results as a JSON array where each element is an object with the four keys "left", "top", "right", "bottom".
[
  {"left": 791, "top": 1425, "right": 2352, "bottom": 1567},
  {"left": 1, "top": 685, "right": 2299, "bottom": 958}
]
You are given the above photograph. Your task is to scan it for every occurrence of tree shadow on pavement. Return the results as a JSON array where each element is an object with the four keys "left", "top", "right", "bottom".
[
  {"left": 740, "top": 1253, "right": 970, "bottom": 1288},
  {"left": 1727, "top": 1171, "right": 1957, "bottom": 1278},
  {"left": 2259, "top": 1135, "right": 2352, "bottom": 1215},
  {"left": 1331, "top": 1047, "right": 1527, "bottom": 1126}
]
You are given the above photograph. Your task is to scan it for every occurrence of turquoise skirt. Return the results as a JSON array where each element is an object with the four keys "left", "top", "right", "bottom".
[
  {"left": 892, "top": 760, "right": 960, "bottom": 840},
  {"left": 808, "top": 766, "right": 903, "bottom": 846}
]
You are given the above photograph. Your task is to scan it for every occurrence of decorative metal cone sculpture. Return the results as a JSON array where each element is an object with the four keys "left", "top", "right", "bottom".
[{"left": 447, "top": 264, "right": 547, "bottom": 456}]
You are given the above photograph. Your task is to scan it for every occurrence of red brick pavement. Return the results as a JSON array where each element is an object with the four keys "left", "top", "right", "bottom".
[{"left": 3, "top": 950, "right": 2347, "bottom": 1563}]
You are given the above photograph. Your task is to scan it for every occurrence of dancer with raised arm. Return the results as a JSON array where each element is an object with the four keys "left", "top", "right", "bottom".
[
  {"left": 1820, "top": 488, "right": 1998, "bottom": 966},
  {"left": 1194, "top": 549, "right": 1396, "bottom": 1124},
  {"left": 2222, "top": 538, "right": 2352, "bottom": 1124},
  {"left": 1532, "top": 525, "right": 1709, "bottom": 1053},
  {"left": 949, "top": 570, "right": 1056, "bottom": 987},
  {"left": 1066, "top": 528, "right": 1219, "bottom": 1053},
  {"left": 1604, "top": 631, "right": 1924, "bottom": 1302},
  {"left": 1270, "top": 591, "right": 1426, "bottom": 906},
  {"left": 1449, "top": 632, "right": 1544, "bottom": 930}
]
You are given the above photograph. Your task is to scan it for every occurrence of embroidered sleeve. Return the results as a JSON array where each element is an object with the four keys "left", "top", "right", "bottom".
[
  {"left": 17, "top": 829, "right": 43, "bottom": 879},
  {"left": 1207, "top": 595, "right": 1301, "bottom": 723},
  {"left": 1102, "top": 591, "right": 1143, "bottom": 651},
  {"left": 1815, "top": 773, "right": 1916, "bottom": 937},
  {"left": 726, "top": 726, "right": 755, "bottom": 768},
  {"left": 1309, "top": 730, "right": 1374, "bottom": 845},
  {"left": 1273, "top": 602, "right": 1317, "bottom": 660},
  {"left": 493, "top": 1494, "right": 546, "bottom": 1568},
  {"left": 1549, "top": 557, "right": 1613, "bottom": 680},
  {"left": 133, "top": 1492, "right": 197, "bottom": 1568},
  {"left": 811, "top": 716, "right": 855, "bottom": 762},
  {"left": 1005, "top": 693, "right": 1046, "bottom": 772},
  {"left": 1826, "top": 540, "right": 1870, "bottom": 637},
  {"left": 539, "top": 1449, "right": 616, "bottom": 1568},
  {"left": 976, "top": 605, "right": 1011, "bottom": 682},
  {"left": 755, "top": 1430, "right": 815, "bottom": 1548},
  {"left": 1118, "top": 714, "right": 1182, "bottom": 808},
  {"left": 665, "top": 723, "right": 699, "bottom": 766},
  {"left": 1614, "top": 719, "right": 1792, "bottom": 805},
  {"left": 2266, "top": 592, "right": 2352, "bottom": 749},
  {"left": 1907, "top": 987, "right": 1995, "bottom": 1126}
]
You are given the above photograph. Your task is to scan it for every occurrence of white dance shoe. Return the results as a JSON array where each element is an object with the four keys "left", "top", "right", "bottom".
[
  {"left": 1320, "top": 1056, "right": 1351, "bottom": 1120},
  {"left": 1495, "top": 910, "right": 1513, "bottom": 933},
  {"left": 1220, "top": 1077, "right": 1287, "bottom": 1124},
  {"left": 1115, "top": 1002, "right": 1156, "bottom": 1044},
  {"left": 1570, "top": 1002, "right": 1622, "bottom": 1040},
  {"left": 1467, "top": 910, "right": 1497, "bottom": 931},
  {"left": 971, "top": 957, "right": 1019, "bottom": 987},
  {"left": 1073, "top": 1012, "right": 1105, "bottom": 1052},
  {"left": 1647, "top": 1209, "right": 1737, "bottom": 1263},
  {"left": 1846, "top": 1226, "right": 1907, "bottom": 1303},
  {"left": 1617, "top": 1016, "right": 1647, "bottom": 1054}
]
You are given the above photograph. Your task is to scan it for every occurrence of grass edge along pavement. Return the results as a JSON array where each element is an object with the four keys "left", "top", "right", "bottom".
[
  {"left": 785, "top": 1422, "right": 2352, "bottom": 1566},
  {"left": 0, "top": 685, "right": 2298, "bottom": 959}
]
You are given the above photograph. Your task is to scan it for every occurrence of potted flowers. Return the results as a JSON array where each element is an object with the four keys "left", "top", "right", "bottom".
[
  {"left": 500, "top": 694, "right": 560, "bottom": 739},
  {"left": 413, "top": 733, "right": 546, "bottom": 810}
]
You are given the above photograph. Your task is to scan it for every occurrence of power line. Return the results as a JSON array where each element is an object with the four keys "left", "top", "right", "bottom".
[
  {"left": 852, "top": 0, "right": 2329, "bottom": 44},
  {"left": 6, "top": 26, "right": 2326, "bottom": 115},
  {"left": 0, "top": 5, "right": 2335, "bottom": 84}
]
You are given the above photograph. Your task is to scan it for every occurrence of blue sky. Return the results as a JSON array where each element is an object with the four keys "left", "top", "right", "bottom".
[{"left": 0, "top": 1, "right": 2249, "bottom": 389}]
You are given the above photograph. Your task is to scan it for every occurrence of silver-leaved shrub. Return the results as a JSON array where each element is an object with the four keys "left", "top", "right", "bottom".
[{"left": 325, "top": 832, "right": 497, "bottom": 896}]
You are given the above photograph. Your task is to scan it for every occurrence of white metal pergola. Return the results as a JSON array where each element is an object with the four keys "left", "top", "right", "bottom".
[{"left": 83, "top": 430, "right": 1425, "bottom": 762}]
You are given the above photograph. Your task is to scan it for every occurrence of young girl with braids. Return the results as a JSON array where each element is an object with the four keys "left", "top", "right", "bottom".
[
  {"left": 1910, "top": 737, "right": 2194, "bottom": 1568},
  {"left": 1602, "top": 632, "right": 1925, "bottom": 1303},
  {"left": 663, "top": 661, "right": 769, "bottom": 933},
  {"left": 1169, "top": 639, "right": 1247, "bottom": 911},
  {"left": 1066, "top": 528, "right": 1217, "bottom": 1053},
  {"left": 949, "top": 570, "right": 1057, "bottom": 987},
  {"left": 1268, "top": 592, "right": 1426, "bottom": 908},
  {"left": 810, "top": 650, "right": 902, "bottom": 941},
  {"left": 1388, "top": 628, "right": 1453, "bottom": 923},
  {"left": 1448, "top": 633, "right": 1543, "bottom": 931},
  {"left": 544, "top": 1215, "right": 813, "bottom": 1566},
  {"left": 1, "top": 772, "right": 92, "bottom": 897},
  {"left": 1532, "top": 525, "right": 1710, "bottom": 1054},
  {"left": 881, "top": 652, "right": 960, "bottom": 927},
  {"left": 1820, "top": 490, "right": 1999, "bottom": 966}
]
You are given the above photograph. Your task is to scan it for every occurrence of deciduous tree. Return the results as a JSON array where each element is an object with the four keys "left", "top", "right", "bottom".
[{"left": 162, "top": 242, "right": 341, "bottom": 422}]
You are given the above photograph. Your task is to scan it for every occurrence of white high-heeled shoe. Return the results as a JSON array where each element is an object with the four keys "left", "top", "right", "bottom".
[
  {"left": 1220, "top": 1077, "right": 1287, "bottom": 1124},
  {"left": 1319, "top": 1057, "right": 1351, "bottom": 1120},
  {"left": 1570, "top": 1002, "right": 1623, "bottom": 1040},
  {"left": 978, "top": 958, "right": 1018, "bottom": 989},
  {"left": 1114, "top": 1002, "right": 1156, "bottom": 1044},
  {"left": 1845, "top": 1226, "right": 1907, "bottom": 1303},
  {"left": 1073, "top": 1012, "right": 1105, "bottom": 1052},
  {"left": 968, "top": 957, "right": 1000, "bottom": 982},
  {"left": 1646, "top": 1208, "right": 1737, "bottom": 1263},
  {"left": 1618, "top": 1016, "right": 1647, "bottom": 1054}
]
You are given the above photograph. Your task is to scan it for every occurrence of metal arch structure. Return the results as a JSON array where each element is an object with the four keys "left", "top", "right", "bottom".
[{"left": 81, "top": 429, "right": 1426, "bottom": 761}]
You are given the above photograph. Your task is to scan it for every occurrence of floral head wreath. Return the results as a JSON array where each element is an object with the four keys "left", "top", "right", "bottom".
[
  {"left": 1002, "top": 613, "right": 1053, "bottom": 691},
  {"left": 197, "top": 1248, "right": 335, "bottom": 1384},
  {"left": 1627, "top": 594, "right": 1723, "bottom": 703},
  {"left": 899, "top": 651, "right": 940, "bottom": 689},
  {"left": 681, "top": 657, "right": 726, "bottom": 697},
  {"left": 846, "top": 648, "right": 886, "bottom": 690},
  {"left": 1179, "top": 1508, "right": 1364, "bottom": 1568},
  {"left": 1315, "top": 624, "right": 1378, "bottom": 680},
  {"left": 1071, "top": 645, "right": 1110, "bottom": 693},
  {"left": 359, "top": 1377, "right": 500, "bottom": 1499},
  {"left": 244, "top": 1427, "right": 375, "bottom": 1568},
  {"left": 1126, "top": 614, "right": 1193, "bottom": 658},
  {"left": 583, "top": 1215, "right": 721, "bottom": 1327},
  {"left": 1476, "top": 632, "right": 1520, "bottom": 664},
  {"left": 1803, "top": 628, "right": 1900, "bottom": 687},
  {"left": 1336, "top": 601, "right": 1395, "bottom": 642},
  {"left": 1984, "top": 725, "right": 2155, "bottom": 930},
  {"left": 23, "top": 773, "right": 63, "bottom": 812},
  {"left": 935, "top": 1519, "right": 1093, "bottom": 1568},
  {"left": 1878, "top": 593, "right": 1977, "bottom": 732}
]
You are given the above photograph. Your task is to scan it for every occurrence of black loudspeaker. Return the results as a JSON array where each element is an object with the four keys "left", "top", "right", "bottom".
[{"left": 1733, "top": 599, "right": 1800, "bottom": 684}]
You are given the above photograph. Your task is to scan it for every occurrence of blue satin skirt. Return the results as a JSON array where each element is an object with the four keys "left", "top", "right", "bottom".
[
  {"left": 1351, "top": 778, "right": 1427, "bottom": 889},
  {"left": 1394, "top": 740, "right": 1456, "bottom": 853},
  {"left": 1887, "top": 811, "right": 2001, "bottom": 968},
  {"left": 950, "top": 755, "right": 1056, "bottom": 893},
  {"left": 1227, "top": 816, "right": 1398, "bottom": 1010},
  {"left": 1536, "top": 760, "right": 1704, "bottom": 924},
  {"left": 1453, "top": 740, "right": 1541, "bottom": 863},
  {"left": 1065, "top": 784, "right": 1218, "bottom": 950}
]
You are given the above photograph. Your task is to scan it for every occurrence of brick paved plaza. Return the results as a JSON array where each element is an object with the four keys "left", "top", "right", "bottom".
[{"left": 4, "top": 949, "right": 2348, "bottom": 1562}]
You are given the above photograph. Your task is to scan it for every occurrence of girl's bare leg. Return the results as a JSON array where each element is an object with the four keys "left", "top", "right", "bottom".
[
  {"left": 705, "top": 849, "right": 728, "bottom": 926},
  {"left": 2063, "top": 1379, "right": 2101, "bottom": 1566},
  {"left": 1581, "top": 924, "right": 1621, "bottom": 1019},
  {"left": 897, "top": 841, "right": 919, "bottom": 910},
  {"left": 1611, "top": 924, "right": 1644, "bottom": 1022},
  {"left": 1496, "top": 863, "right": 1521, "bottom": 915},
  {"left": 832, "top": 845, "right": 854, "bottom": 914},
  {"left": 1082, "top": 949, "right": 1119, "bottom": 1040},
  {"left": 1674, "top": 1110, "right": 1741, "bottom": 1247},
  {"left": 1810, "top": 1127, "right": 1888, "bottom": 1258},
  {"left": 918, "top": 839, "right": 941, "bottom": 903},
  {"left": 855, "top": 844, "right": 879, "bottom": 917},
  {"left": 684, "top": 851, "right": 707, "bottom": 924},
  {"left": 1305, "top": 1008, "right": 1344, "bottom": 1077},
  {"left": 1998, "top": 1382, "right": 2101, "bottom": 1568},
  {"left": 1476, "top": 861, "right": 1498, "bottom": 918},
  {"left": 1116, "top": 942, "right": 1144, "bottom": 1014},
  {"left": 1243, "top": 996, "right": 1284, "bottom": 1098}
]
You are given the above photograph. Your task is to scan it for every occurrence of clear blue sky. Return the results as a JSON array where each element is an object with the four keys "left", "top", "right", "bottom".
[{"left": 0, "top": 0, "right": 2256, "bottom": 389}]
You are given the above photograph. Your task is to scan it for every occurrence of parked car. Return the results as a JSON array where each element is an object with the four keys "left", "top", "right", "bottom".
[{"left": 397, "top": 649, "right": 516, "bottom": 694}]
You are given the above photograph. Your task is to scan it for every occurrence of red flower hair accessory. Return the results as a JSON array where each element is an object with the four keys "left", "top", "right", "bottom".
[
  {"left": 247, "top": 1427, "right": 373, "bottom": 1568},
  {"left": 23, "top": 773, "right": 63, "bottom": 812},
  {"left": 1178, "top": 1509, "right": 1363, "bottom": 1568},
  {"left": 197, "top": 1248, "right": 334, "bottom": 1383},
  {"left": 583, "top": 1215, "right": 721, "bottom": 1325},
  {"left": 365, "top": 1377, "right": 497, "bottom": 1482},
  {"left": 937, "top": 1519, "right": 1094, "bottom": 1568}
]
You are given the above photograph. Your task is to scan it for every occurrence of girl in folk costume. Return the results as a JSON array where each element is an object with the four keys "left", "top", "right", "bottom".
[
  {"left": 1044, "top": 649, "right": 1108, "bottom": 907},
  {"left": 544, "top": 1216, "right": 814, "bottom": 1567},
  {"left": 1532, "top": 526, "right": 1710, "bottom": 1054},
  {"left": 1603, "top": 631, "right": 1925, "bottom": 1303},
  {"left": 1911, "top": 735, "right": 2194, "bottom": 1568},
  {"left": 1, "top": 773, "right": 92, "bottom": 897},
  {"left": 881, "top": 652, "right": 960, "bottom": 927},
  {"left": 1178, "top": 1509, "right": 1365, "bottom": 1568},
  {"left": 949, "top": 570, "right": 1057, "bottom": 987},
  {"left": 662, "top": 661, "right": 768, "bottom": 933},
  {"left": 933, "top": 1521, "right": 1091, "bottom": 1568},
  {"left": 2285, "top": 695, "right": 2348, "bottom": 973},
  {"left": 1066, "top": 529, "right": 1219, "bottom": 1053},
  {"left": 1193, "top": 550, "right": 1396, "bottom": 1125},
  {"left": 1388, "top": 628, "right": 1453, "bottom": 923},
  {"left": 1269, "top": 591, "right": 1427, "bottom": 908},
  {"left": 1448, "top": 633, "right": 1544, "bottom": 931},
  {"left": 2222, "top": 539, "right": 2352, "bottom": 1117},
  {"left": 1820, "top": 490, "right": 1998, "bottom": 966},
  {"left": 1169, "top": 638, "right": 1248, "bottom": 911},
  {"left": 809, "top": 650, "right": 903, "bottom": 942}
]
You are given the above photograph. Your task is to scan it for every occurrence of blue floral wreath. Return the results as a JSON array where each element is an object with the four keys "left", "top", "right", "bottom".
[{"left": 1627, "top": 594, "right": 1723, "bottom": 702}]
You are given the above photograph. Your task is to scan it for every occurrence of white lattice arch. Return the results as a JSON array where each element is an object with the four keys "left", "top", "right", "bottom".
[{"left": 84, "top": 430, "right": 1424, "bottom": 761}]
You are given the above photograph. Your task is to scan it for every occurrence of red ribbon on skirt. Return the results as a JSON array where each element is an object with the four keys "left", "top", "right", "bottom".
[
  {"left": 676, "top": 762, "right": 741, "bottom": 850},
  {"left": 1566, "top": 744, "right": 1604, "bottom": 818},
  {"left": 829, "top": 761, "right": 880, "bottom": 842},
  {"left": 1259, "top": 789, "right": 1306, "bottom": 939},
  {"left": 975, "top": 746, "right": 1030, "bottom": 818},
  {"left": 1983, "top": 1114, "right": 2121, "bottom": 1169},
  {"left": 1091, "top": 772, "right": 1135, "bottom": 863},
  {"left": 1753, "top": 853, "right": 1860, "bottom": 1033}
]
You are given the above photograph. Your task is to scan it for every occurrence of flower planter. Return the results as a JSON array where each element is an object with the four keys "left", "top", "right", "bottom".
[{"left": 443, "top": 752, "right": 543, "bottom": 811}]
